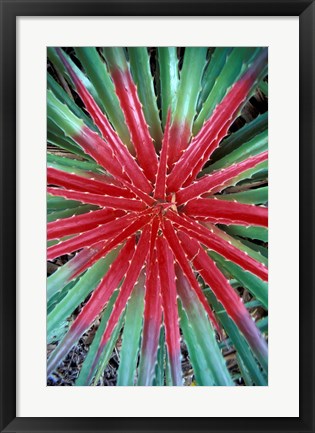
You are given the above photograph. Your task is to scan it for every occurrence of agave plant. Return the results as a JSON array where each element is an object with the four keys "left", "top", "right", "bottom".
[{"left": 47, "top": 47, "right": 268, "bottom": 386}]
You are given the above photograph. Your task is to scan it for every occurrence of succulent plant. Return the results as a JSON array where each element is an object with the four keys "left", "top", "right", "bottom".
[{"left": 47, "top": 47, "right": 268, "bottom": 386}]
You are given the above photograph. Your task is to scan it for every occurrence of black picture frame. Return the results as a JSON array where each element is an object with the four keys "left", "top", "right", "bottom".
[{"left": 1, "top": 0, "right": 314, "bottom": 432}]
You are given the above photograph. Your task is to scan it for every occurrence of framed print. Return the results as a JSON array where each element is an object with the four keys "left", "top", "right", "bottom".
[{"left": 1, "top": 1, "right": 314, "bottom": 432}]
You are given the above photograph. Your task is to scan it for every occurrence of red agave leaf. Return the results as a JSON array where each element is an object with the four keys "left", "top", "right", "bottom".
[
  {"left": 71, "top": 209, "right": 154, "bottom": 278},
  {"left": 168, "top": 211, "right": 268, "bottom": 281},
  {"left": 176, "top": 151, "right": 268, "bottom": 204},
  {"left": 47, "top": 208, "right": 125, "bottom": 240},
  {"left": 183, "top": 198, "right": 268, "bottom": 227},
  {"left": 47, "top": 241, "right": 105, "bottom": 299},
  {"left": 138, "top": 217, "right": 162, "bottom": 385},
  {"left": 47, "top": 187, "right": 146, "bottom": 211},
  {"left": 56, "top": 48, "right": 153, "bottom": 194},
  {"left": 161, "top": 219, "right": 222, "bottom": 334},
  {"left": 156, "top": 235, "right": 182, "bottom": 386},
  {"left": 103, "top": 48, "right": 158, "bottom": 183},
  {"left": 47, "top": 237, "right": 136, "bottom": 375},
  {"left": 154, "top": 110, "right": 171, "bottom": 200},
  {"left": 138, "top": 250, "right": 162, "bottom": 386},
  {"left": 47, "top": 211, "right": 140, "bottom": 260},
  {"left": 177, "top": 230, "right": 268, "bottom": 371},
  {"left": 167, "top": 49, "right": 268, "bottom": 192},
  {"left": 86, "top": 225, "right": 152, "bottom": 384},
  {"left": 47, "top": 167, "right": 134, "bottom": 198}
]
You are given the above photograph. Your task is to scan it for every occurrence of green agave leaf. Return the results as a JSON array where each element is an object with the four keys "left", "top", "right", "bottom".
[
  {"left": 222, "top": 224, "right": 268, "bottom": 242},
  {"left": 217, "top": 186, "right": 268, "bottom": 205},
  {"left": 103, "top": 46, "right": 130, "bottom": 70},
  {"left": 216, "top": 161, "right": 268, "bottom": 192},
  {"left": 207, "top": 224, "right": 268, "bottom": 266},
  {"left": 165, "top": 349, "right": 173, "bottom": 386},
  {"left": 196, "top": 47, "right": 232, "bottom": 114},
  {"left": 48, "top": 90, "right": 84, "bottom": 137},
  {"left": 47, "top": 195, "right": 83, "bottom": 211},
  {"left": 205, "top": 289, "right": 267, "bottom": 385},
  {"left": 47, "top": 159, "right": 102, "bottom": 179},
  {"left": 47, "top": 258, "right": 83, "bottom": 301},
  {"left": 206, "top": 129, "right": 268, "bottom": 173},
  {"left": 244, "top": 299, "right": 263, "bottom": 310},
  {"left": 92, "top": 313, "right": 125, "bottom": 386},
  {"left": 210, "top": 251, "right": 268, "bottom": 309},
  {"left": 47, "top": 323, "right": 68, "bottom": 344},
  {"left": 239, "top": 238, "right": 268, "bottom": 258},
  {"left": 129, "top": 47, "right": 163, "bottom": 148},
  {"left": 157, "top": 47, "right": 179, "bottom": 127},
  {"left": 47, "top": 73, "right": 96, "bottom": 131},
  {"left": 177, "top": 267, "right": 233, "bottom": 386},
  {"left": 75, "top": 290, "right": 121, "bottom": 386},
  {"left": 48, "top": 128, "right": 89, "bottom": 160},
  {"left": 257, "top": 316, "right": 268, "bottom": 334},
  {"left": 47, "top": 248, "right": 120, "bottom": 342},
  {"left": 207, "top": 110, "right": 267, "bottom": 166},
  {"left": 251, "top": 168, "right": 268, "bottom": 181},
  {"left": 117, "top": 272, "right": 145, "bottom": 386},
  {"left": 74, "top": 47, "right": 132, "bottom": 151},
  {"left": 47, "top": 246, "right": 101, "bottom": 302},
  {"left": 47, "top": 153, "right": 103, "bottom": 175},
  {"left": 218, "top": 300, "right": 265, "bottom": 347},
  {"left": 47, "top": 47, "right": 102, "bottom": 108},
  {"left": 258, "top": 79, "right": 268, "bottom": 96},
  {"left": 236, "top": 353, "right": 254, "bottom": 386},
  {"left": 173, "top": 47, "right": 207, "bottom": 131},
  {"left": 47, "top": 276, "right": 79, "bottom": 342},
  {"left": 193, "top": 47, "right": 261, "bottom": 135},
  {"left": 178, "top": 300, "right": 215, "bottom": 385},
  {"left": 153, "top": 326, "right": 165, "bottom": 386},
  {"left": 229, "top": 278, "right": 242, "bottom": 289},
  {"left": 219, "top": 318, "right": 268, "bottom": 350},
  {"left": 48, "top": 116, "right": 67, "bottom": 137},
  {"left": 234, "top": 163, "right": 268, "bottom": 185},
  {"left": 47, "top": 234, "right": 74, "bottom": 248},
  {"left": 47, "top": 278, "right": 78, "bottom": 315},
  {"left": 47, "top": 205, "right": 99, "bottom": 223}
]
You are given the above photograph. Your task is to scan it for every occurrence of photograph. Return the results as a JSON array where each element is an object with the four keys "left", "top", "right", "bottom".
[
  {"left": 2, "top": 0, "right": 314, "bottom": 429},
  {"left": 46, "top": 46, "right": 268, "bottom": 386}
]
